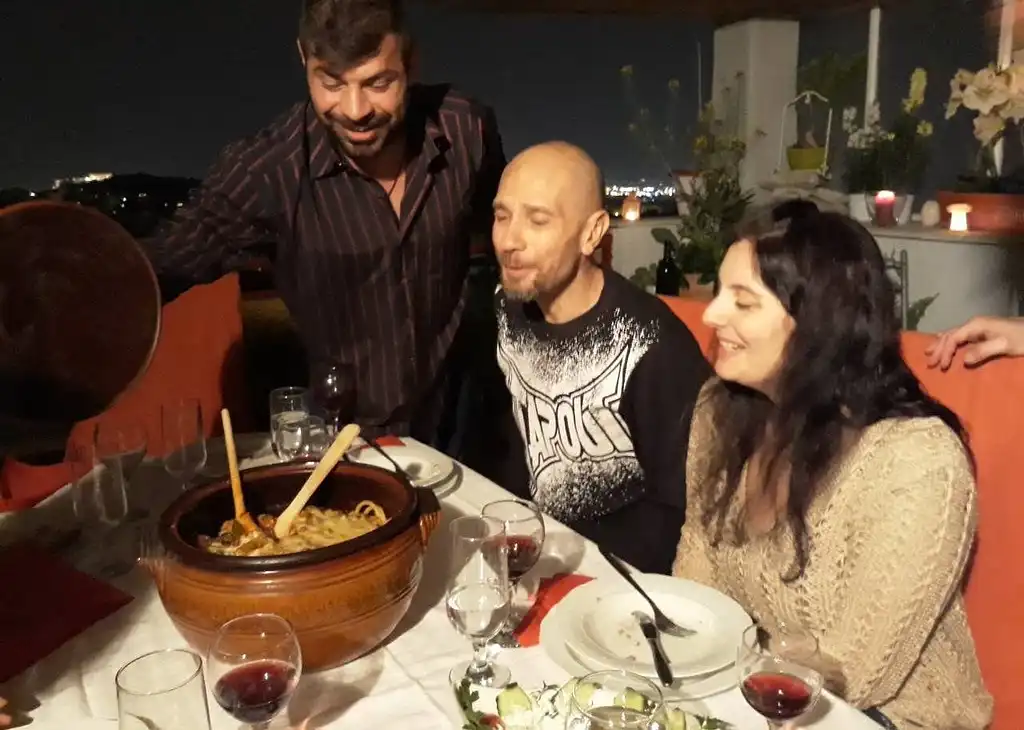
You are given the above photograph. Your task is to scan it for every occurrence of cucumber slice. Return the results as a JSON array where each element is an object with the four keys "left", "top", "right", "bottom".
[
  {"left": 496, "top": 683, "right": 533, "bottom": 720},
  {"left": 575, "top": 681, "right": 600, "bottom": 708},
  {"left": 614, "top": 688, "right": 647, "bottom": 712}
]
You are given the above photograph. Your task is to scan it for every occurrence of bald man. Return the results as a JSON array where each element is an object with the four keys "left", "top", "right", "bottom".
[{"left": 492, "top": 142, "right": 710, "bottom": 574}]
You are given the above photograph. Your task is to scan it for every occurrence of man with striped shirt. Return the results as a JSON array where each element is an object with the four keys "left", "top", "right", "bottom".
[{"left": 147, "top": 0, "right": 506, "bottom": 452}]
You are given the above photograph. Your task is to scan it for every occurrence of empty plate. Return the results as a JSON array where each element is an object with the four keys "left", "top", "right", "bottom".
[{"left": 347, "top": 440, "right": 456, "bottom": 489}]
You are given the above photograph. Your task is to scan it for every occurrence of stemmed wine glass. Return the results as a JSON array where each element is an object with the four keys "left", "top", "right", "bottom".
[
  {"left": 481, "top": 499, "right": 545, "bottom": 647},
  {"left": 94, "top": 421, "right": 148, "bottom": 518},
  {"left": 565, "top": 669, "right": 668, "bottom": 729},
  {"left": 208, "top": 613, "right": 303, "bottom": 730},
  {"left": 311, "top": 361, "right": 355, "bottom": 436},
  {"left": 737, "top": 623, "right": 824, "bottom": 729},
  {"left": 161, "top": 398, "right": 208, "bottom": 491},
  {"left": 446, "top": 515, "right": 512, "bottom": 688},
  {"left": 70, "top": 441, "right": 132, "bottom": 577}
]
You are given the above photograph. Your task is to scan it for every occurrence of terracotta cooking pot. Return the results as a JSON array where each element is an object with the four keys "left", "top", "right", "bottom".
[{"left": 144, "top": 460, "right": 442, "bottom": 671}]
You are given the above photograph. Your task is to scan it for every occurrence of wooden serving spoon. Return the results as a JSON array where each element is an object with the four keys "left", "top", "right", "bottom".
[
  {"left": 274, "top": 423, "right": 361, "bottom": 538},
  {"left": 220, "top": 408, "right": 259, "bottom": 535}
]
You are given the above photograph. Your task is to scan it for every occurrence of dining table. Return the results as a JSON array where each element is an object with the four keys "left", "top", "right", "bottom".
[{"left": 0, "top": 435, "right": 883, "bottom": 730}]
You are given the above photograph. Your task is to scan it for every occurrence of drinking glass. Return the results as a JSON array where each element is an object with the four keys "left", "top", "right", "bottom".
[
  {"left": 285, "top": 415, "right": 330, "bottom": 461},
  {"left": 207, "top": 613, "right": 303, "bottom": 730},
  {"left": 311, "top": 361, "right": 355, "bottom": 436},
  {"left": 564, "top": 670, "right": 668, "bottom": 729},
  {"left": 70, "top": 442, "right": 133, "bottom": 577},
  {"left": 161, "top": 398, "right": 207, "bottom": 490},
  {"left": 481, "top": 499, "right": 545, "bottom": 647},
  {"left": 737, "top": 623, "right": 824, "bottom": 729},
  {"left": 94, "top": 421, "right": 148, "bottom": 518},
  {"left": 269, "top": 387, "right": 310, "bottom": 458},
  {"left": 116, "top": 648, "right": 212, "bottom": 730},
  {"left": 446, "top": 515, "right": 512, "bottom": 688}
]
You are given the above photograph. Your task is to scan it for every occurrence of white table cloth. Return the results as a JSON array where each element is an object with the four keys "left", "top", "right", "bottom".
[{"left": 0, "top": 437, "right": 881, "bottom": 729}]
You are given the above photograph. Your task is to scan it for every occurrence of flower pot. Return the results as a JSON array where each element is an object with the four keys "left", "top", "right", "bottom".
[
  {"left": 936, "top": 191, "right": 1024, "bottom": 233},
  {"left": 787, "top": 147, "right": 826, "bottom": 172}
]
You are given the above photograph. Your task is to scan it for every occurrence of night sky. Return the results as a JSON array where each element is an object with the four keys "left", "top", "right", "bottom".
[{"left": 1, "top": 0, "right": 714, "bottom": 190}]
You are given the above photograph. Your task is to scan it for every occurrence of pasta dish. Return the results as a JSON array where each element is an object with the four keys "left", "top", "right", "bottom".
[{"left": 199, "top": 501, "right": 388, "bottom": 557}]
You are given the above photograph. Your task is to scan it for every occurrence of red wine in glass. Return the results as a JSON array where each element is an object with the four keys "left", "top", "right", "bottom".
[
  {"left": 214, "top": 659, "right": 297, "bottom": 725},
  {"left": 505, "top": 535, "right": 542, "bottom": 582},
  {"left": 741, "top": 671, "right": 814, "bottom": 721}
]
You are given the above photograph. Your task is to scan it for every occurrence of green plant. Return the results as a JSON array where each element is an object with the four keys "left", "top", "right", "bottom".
[
  {"left": 906, "top": 294, "right": 938, "bottom": 331},
  {"left": 629, "top": 262, "right": 657, "bottom": 290},
  {"left": 620, "top": 65, "right": 684, "bottom": 173},
  {"left": 842, "top": 68, "right": 934, "bottom": 192},
  {"left": 793, "top": 52, "right": 867, "bottom": 149},
  {"left": 648, "top": 103, "right": 753, "bottom": 285}
]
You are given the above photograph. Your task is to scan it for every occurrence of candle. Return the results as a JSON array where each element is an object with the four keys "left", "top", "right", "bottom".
[
  {"left": 874, "top": 190, "right": 897, "bottom": 227},
  {"left": 622, "top": 193, "right": 641, "bottom": 222},
  {"left": 947, "top": 203, "right": 972, "bottom": 232}
]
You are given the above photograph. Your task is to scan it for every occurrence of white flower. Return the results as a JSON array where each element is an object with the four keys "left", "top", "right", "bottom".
[
  {"left": 973, "top": 114, "right": 1005, "bottom": 146},
  {"left": 842, "top": 106, "right": 859, "bottom": 134},
  {"left": 962, "top": 67, "right": 1010, "bottom": 115}
]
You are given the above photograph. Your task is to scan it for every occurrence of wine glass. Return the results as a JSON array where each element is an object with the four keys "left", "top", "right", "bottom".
[
  {"left": 737, "top": 623, "right": 824, "bottom": 729},
  {"left": 311, "top": 361, "right": 355, "bottom": 436},
  {"left": 94, "top": 421, "right": 148, "bottom": 518},
  {"left": 446, "top": 515, "right": 512, "bottom": 689},
  {"left": 207, "top": 613, "right": 302, "bottom": 730},
  {"left": 480, "top": 499, "right": 545, "bottom": 647},
  {"left": 564, "top": 669, "right": 668, "bottom": 729},
  {"left": 269, "top": 387, "right": 309, "bottom": 459},
  {"left": 161, "top": 398, "right": 208, "bottom": 491},
  {"left": 70, "top": 441, "right": 132, "bottom": 577}
]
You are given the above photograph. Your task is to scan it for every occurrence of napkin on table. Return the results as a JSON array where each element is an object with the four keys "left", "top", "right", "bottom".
[
  {"left": 0, "top": 543, "right": 133, "bottom": 683},
  {"left": 514, "top": 573, "right": 593, "bottom": 647}
]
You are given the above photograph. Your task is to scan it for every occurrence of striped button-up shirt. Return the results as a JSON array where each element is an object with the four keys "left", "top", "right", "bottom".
[{"left": 148, "top": 84, "right": 505, "bottom": 438}]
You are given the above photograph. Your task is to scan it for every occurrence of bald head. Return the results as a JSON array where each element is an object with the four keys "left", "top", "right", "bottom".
[
  {"left": 502, "top": 141, "right": 605, "bottom": 218},
  {"left": 492, "top": 141, "right": 610, "bottom": 305}
]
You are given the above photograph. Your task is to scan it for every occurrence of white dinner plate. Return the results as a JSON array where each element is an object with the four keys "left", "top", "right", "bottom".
[
  {"left": 557, "top": 574, "right": 751, "bottom": 681},
  {"left": 347, "top": 440, "right": 456, "bottom": 489},
  {"left": 539, "top": 601, "right": 739, "bottom": 702}
]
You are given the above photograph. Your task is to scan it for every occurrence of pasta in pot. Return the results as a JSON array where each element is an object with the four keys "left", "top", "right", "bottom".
[{"left": 199, "top": 500, "right": 388, "bottom": 557}]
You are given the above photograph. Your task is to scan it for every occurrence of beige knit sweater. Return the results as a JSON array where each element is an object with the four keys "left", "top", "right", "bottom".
[{"left": 673, "top": 391, "right": 993, "bottom": 730}]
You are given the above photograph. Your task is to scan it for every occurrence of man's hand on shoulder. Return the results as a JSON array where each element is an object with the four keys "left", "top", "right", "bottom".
[
  {"left": 925, "top": 316, "right": 1024, "bottom": 369},
  {"left": 0, "top": 696, "right": 11, "bottom": 726}
]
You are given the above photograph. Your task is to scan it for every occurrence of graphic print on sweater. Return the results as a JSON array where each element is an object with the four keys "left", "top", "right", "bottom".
[{"left": 496, "top": 310, "right": 655, "bottom": 522}]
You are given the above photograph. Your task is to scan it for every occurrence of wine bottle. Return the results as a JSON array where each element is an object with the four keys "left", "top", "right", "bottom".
[{"left": 655, "top": 239, "right": 681, "bottom": 295}]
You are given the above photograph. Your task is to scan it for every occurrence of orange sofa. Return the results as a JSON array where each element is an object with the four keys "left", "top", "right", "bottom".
[{"left": 662, "top": 295, "right": 1020, "bottom": 730}]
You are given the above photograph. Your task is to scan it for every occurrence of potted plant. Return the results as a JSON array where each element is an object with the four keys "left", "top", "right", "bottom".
[
  {"left": 940, "top": 63, "right": 1024, "bottom": 232},
  {"left": 636, "top": 103, "right": 752, "bottom": 297},
  {"left": 842, "top": 68, "right": 933, "bottom": 222},
  {"left": 788, "top": 52, "right": 867, "bottom": 173}
]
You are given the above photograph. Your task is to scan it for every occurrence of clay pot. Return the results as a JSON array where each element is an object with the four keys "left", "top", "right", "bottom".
[{"left": 143, "top": 460, "right": 442, "bottom": 671}]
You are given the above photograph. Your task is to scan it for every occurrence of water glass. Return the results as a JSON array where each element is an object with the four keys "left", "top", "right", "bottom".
[
  {"left": 565, "top": 670, "right": 668, "bottom": 730},
  {"left": 161, "top": 398, "right": 208, "bottom": 490},
  {"left": 446, "top": 515, "right": 511, "bottom": 688},
  {"left": 284, "top": 415, "right": 330, "bottom": 461},
  {"left": 269, "top": 387, "right": 310, "bottom": 459},
  {"left": 94, "top": 421, "right": 148, "bottom": 517},
  {"left": 116, "top": 649, "right": 212, "bottom": 730}
]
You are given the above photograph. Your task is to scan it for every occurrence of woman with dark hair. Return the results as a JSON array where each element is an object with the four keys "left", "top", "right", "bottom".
[{"left": 673, "top": 201, "right": 992, "bottom": 729}]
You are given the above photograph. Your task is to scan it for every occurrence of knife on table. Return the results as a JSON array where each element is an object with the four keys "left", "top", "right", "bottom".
[{"left": 632, "top": 610, "right": 674, "bottom": 687}]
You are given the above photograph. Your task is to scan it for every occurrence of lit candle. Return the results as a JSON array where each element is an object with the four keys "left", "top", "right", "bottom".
[
  {"left": 947, "top": 203, "right": 972, "bottom": 232},
  {"left": 874, "top": 190, "right": 897, "bottom": 227},
  {"left": 622, "top": 193, "right": 641, "bottom": 222}
]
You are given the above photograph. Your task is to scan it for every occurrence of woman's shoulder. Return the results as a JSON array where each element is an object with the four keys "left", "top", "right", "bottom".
[{"left": 853, "top": 416, "right": 975, "bottom": 504}]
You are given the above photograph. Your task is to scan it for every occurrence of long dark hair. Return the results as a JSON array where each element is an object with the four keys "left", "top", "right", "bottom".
[{"left": 700, "top": 199, "right": 971, "bottom": 580}]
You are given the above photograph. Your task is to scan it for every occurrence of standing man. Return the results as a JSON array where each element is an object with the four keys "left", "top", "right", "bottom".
[
  {"left": 148, "top": 0, "right": 505, "bottom": 450},
  {"left": 492, "top": 142, "right": 710, "bottom": 574}
]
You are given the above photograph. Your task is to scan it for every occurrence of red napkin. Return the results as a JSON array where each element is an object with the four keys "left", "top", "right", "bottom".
[
  {"left": 0, "top": 544, "right": 134, "bottom": 683},
  {"left": 514, "top": 573, "right": 594, "bottom": 647},
  {"left": 374, "top": 435, "right": 405, "bottom": 447},
  {"left": 0, "top": 456, "right": 85, "bottom": 513}
]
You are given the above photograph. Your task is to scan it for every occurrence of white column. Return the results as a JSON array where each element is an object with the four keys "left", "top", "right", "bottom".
[
  {"left": 994, "top": 0, "right": 1015, "bottom": 174},
  {"left": 712, "top": 19, "right": 800, "bottom": 193},
  {"left": 864, "top": 5, "right": 881, "bottom": 124}
]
